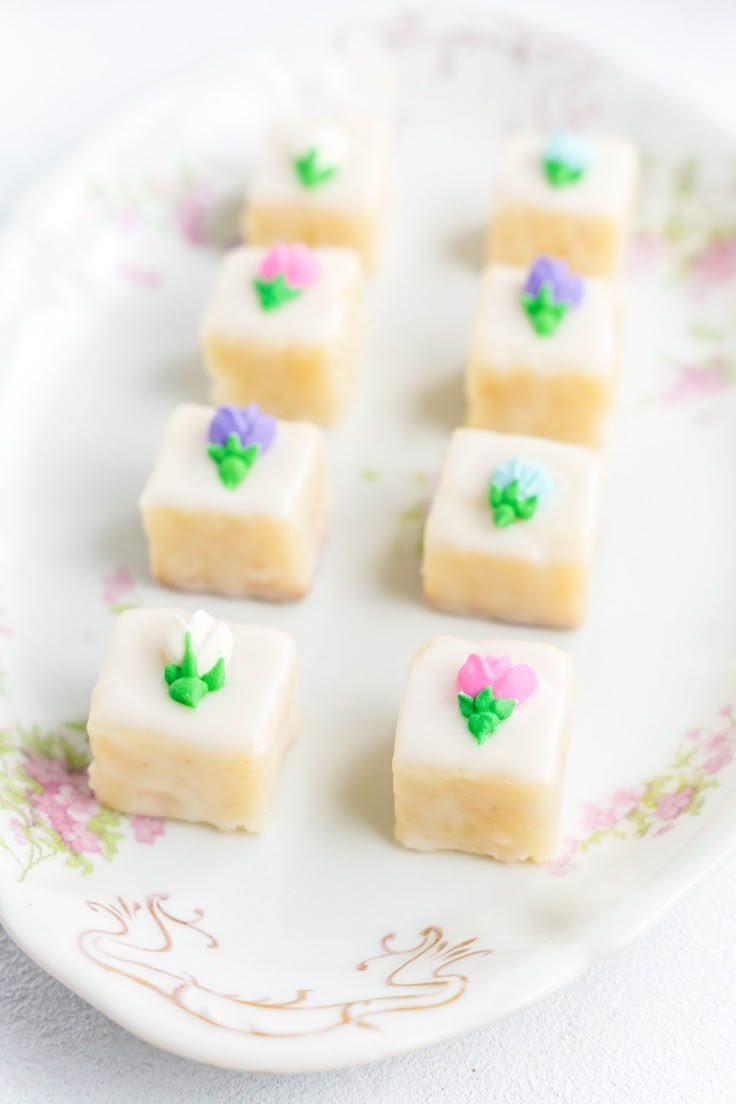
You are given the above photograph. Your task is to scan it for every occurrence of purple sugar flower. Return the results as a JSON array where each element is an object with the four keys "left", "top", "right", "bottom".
[
  {"left": 208, "top": 403, "right": 277, "bottom": 453},
  {"left": 524, "top": 256, "right": 584, "bottom": 307}
]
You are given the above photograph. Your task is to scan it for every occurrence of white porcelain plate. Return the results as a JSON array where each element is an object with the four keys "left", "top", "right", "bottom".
[{"left": 2, "top": 7, "right": 736, "bottom": 1074}]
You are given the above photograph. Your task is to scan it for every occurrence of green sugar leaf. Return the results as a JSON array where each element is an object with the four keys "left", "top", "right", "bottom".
[
  {"left": 164, "top": 663, "right": 180, "bottom": 686},
  {"left": 207, "top": 443, "right": 226, "bottom": 464},
  {"left": 489, "top": 482, "right": 503, "bottom": 508},
  {"left": 493, "top": 698, "right": 515, "bottom": 721},
  {"left": 474, "top": 687, "right": 495, "bottom": 713},
  {"left": 515, "top": 495, "right": 538, "bottom": 520},
  {"left": 457, "top": 692, "right": 475, "bottom": 718},
  {"left": 253, "top": 274, "right": 302, "bottom": 312},
  {"left": 468, "top": 712, "right": 499, "bottom": 744},
  {"left": 492, "top": 503, "right": 516, "bottom": 528},
  {"left": 168, "top": 676, "right": 209, "bottom": 709},
  {"left": 202, "top": 657, "right": 226, "bottom": 693},
  {"left": 544, "top": 159, "right": 584, "bottom": 187},
  {"left": 293, "top": 148, "right": 338, "bottom": 189}
]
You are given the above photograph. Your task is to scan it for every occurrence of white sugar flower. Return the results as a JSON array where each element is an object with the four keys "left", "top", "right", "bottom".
[
  {"left": 164, "top": 609, "right": 233, "bottom": 675},
  {"left": 295, "top": 123, "right": 348, "bottom": 168}
]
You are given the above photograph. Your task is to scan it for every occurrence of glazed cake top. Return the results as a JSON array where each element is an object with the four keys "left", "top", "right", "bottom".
[
  {"left": 424, "top": 428, "right": 600, "bottom": 565},
  {"left": 394, "top": 635, "right": 573, "bottom": 786},
  {"left": 88, "top": 608, "right": 296, "bottom": 754},
  {"left": 139, "top": 403, "right": 324, "bottom": 519},
  {"left": 493, "top": 132, "right": 638, "bottom": 216}
]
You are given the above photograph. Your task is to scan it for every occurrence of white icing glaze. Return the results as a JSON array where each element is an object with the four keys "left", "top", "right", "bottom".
[
  {"left": 424, "top": 428, "right": 600, "bottom": 564},
  {"left": 293, "top": 123, "right": 349, "bottom": 168},
  {"left": 394, "top": 636, "right": 573, "bottom": 786},
  {"left": 89, "top": 608, "right": 297, "bottom": 754},
  {"left": 163, "top": 609, "right": 233, "bottom": 674},
  {"left": 472, "top": 263, "right": 617, "bottom": 376},
  {"left": 201, "top": 245, "right": 361, "bottom": 347},
  {"left": 249, "top": 115, "right": 389, "bottom": 211},
  {"left": 139, "top": 403, "right": 324, "bottom": 519},
  {"left": 493, "top": 132, "right": 638, "bottom": 216}
]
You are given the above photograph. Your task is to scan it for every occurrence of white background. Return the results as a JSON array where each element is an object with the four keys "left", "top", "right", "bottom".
[{"left": 2, "top": 1, "right": 736, "bottom": 1101}]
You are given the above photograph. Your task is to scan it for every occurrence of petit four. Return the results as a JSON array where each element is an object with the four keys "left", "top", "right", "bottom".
[
  {"left": 489, "top": 132, "right": 638, "bottom": 275},
  {"left": 243, "top": 116, "right": 389, "bottom": 270},
  {"left": 466, "top": 256, "right": 618, "bottom": 447},
  {"left": 422, "top": 428, "right": 600, "bottom": 628},
  {"left": 201, "top": 243, "right": 364, "bottom": 425},
  {"left": 393, "top": 636, "right": 574, "bottom": 862},
  {"left": 140, "top": 403, "right": 330, "bottom": 601},
  {"left": 88, "top": 608, "right": 299, "bottom": 832}
]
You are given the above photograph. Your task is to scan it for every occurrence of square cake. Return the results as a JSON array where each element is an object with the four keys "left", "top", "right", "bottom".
[
  {"left": 201, "top": 243, "right": 364, "bottom": 426},
  {"left": 466, "top": 256, "right": 618, "bottom": 447},
  {"left": 88, "top": 608, "right": 299, "bottom": 832},
  {"left": 243, "top": 116, "right": 389, "bottom": 270},
  {"left": 140, "top": 403, "right": 330, "bottom": 601},
  {"left": 489, "top": 131, "right": 638, "bottom": 275},
  {"left": 422, "top": 428, "right": 601, "bottom": 628},
  {"left": 393, "top": 637, "right": 574, "bottom": 862}
]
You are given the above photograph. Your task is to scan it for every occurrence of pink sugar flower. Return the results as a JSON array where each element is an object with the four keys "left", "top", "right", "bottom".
[
  {"left": 132, "top": 815, "right": 166, "bottom": 845},
  {"left": 456, "top": 653, "right": 537, "bottom": 704},
  {"left": 655, "top": 786, "right": 696, "bottom": 822},
  {"left": 258, "top": 242, "right": 319, "bottom": 288}
]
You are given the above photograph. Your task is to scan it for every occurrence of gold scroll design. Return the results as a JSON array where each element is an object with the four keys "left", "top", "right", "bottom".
[{"left": 79, "top": 893, "right": 492, "bottom": 1038}]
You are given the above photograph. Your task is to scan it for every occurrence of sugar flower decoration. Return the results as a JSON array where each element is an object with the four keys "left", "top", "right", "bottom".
[
  {"left": 543, "top": 131, "right": 591, "bottom": 187},
  {"left": 522, "top": 255, "right": 584, "bottom": 337},
  {"left": 253, "top": 242, "right": 320, "bottom": 311},
  {"left": 457, "top": 653, "right": 538, "bottom": 744},
  {"left": 207, "top": 403, "right": 277, "bottom": 490},
  {"left": 163, "top": 609, "right": 233, "bottom": 709},
  {"left": 293, "top": 124, "right": 348, "bottom": 189},
  {"left": 489, "top": 457, "right": 553, "bottom": 528}
]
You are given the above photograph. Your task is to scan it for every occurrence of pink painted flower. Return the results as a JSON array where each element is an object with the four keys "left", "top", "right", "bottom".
[
  {"left": 102, "top": 566, "right": 134, "bottom": 605},
  {"left": 627, "top": 231, "right": 663, "bottom": 273},
  {"left": 456, "top": 653, "right": 537, "bottom": 704},
  {"left": 175, "top": 193, "right": 208, "bottom": 246},
  {"left": 54, "top": 783, "right": 98, "bottom": 822},
  {"left": 24, "top": 753, "right": 74, "bottom": 788},
  {"left": 655, "top": 786, "right": 696, "bottom": 821},
  {"left": 9, "top": 818, "right": 28, "bottom": 848},
  {"left": 610, "top": 787, "right": 642, "bottom": 818},
  {"left": 662, "top": 362, "right": 729, "bottom": 405},
  {"left": 705, "top": 730, "right": 729, "bottom": 751},
  {"left": 132, "top": 815, "right": 166, "bottom": 845},
  {"left": 691, "top": 238, "right": 736, "bottom": 288},
  {"left": 685, "top": 727, "right": 702, "bottom": 741},
  {"left": 119, "top": 261, "right": 162, "bottom": 289},
  {"left": 258, "top": 242, "right": 319, "bottom": 288},
  {"left": 703, "top": 746, "right": 733, "bottom": 775},
  {"left": 580, "top": 801, "right": 618, "bottom": 832},
  {"left": 719, "top": 704, "right": 734, "bottom": 717},
  {"left": 59, "top": 819, "right": 101, "bottom": 854}
]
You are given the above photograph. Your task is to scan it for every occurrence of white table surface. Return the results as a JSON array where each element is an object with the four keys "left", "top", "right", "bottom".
[{"left": 2, "top": 1, "right": 736, "bottom": 1100}]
